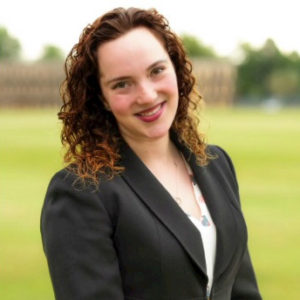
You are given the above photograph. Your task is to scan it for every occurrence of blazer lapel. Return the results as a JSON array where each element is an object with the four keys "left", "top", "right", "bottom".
[
  {"left": 119, "top": 142, "right": 207, "bottom": 276},
  {"left": 179, "top": 144, "right": 244, "bottom": 281}
]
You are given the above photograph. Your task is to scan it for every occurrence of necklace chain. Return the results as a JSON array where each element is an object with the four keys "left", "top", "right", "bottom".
[{"left": 173, "top": 151, "right": 204, "bottom": 221}]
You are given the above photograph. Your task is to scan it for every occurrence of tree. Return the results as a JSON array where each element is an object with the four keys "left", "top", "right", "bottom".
[
  {"left": 0, "top": 26, "right": 21, "bottom": 61},
  {"left": 180, "top": 34, "right": 216, "bottom": 58},
  {"left": 268, "top": 68, "right": 300, "bottom": 99},
  {"left": 39, "top": 44, "right": 65, "bottom": 61},
  {"left": 236, "top": 38, "right": 300, "bottom": 102}
]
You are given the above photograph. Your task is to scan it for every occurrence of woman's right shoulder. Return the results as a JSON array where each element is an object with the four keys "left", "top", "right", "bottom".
[
  {"left": 45, "top": 168, "right": 81, "bottom": 195},
  {"left": 44, "top": 167, "right": 104, "bottom": 208},
  {"left": 47, "top": 167, "right": 78, "bottom": 188},
  {"left": 44, "top": 166, "right": 122, "bottom": 204},
  {"left": 43, "top": 166, "right": 125, "bottom": 217},
  {"left": 42, "top": 168, "right": 113, "bottom": 225},
  {"left": 47, "top": 166, "right": 108, "bottom": 193}
]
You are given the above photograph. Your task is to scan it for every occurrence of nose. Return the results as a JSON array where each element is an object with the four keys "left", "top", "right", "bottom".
[{"left": 136, "top": 80, "right": 157, "bottom": 104}]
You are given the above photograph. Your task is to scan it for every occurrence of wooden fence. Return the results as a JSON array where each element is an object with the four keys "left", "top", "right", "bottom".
[
  {"left": 192, "top": 59, "right": 236, "bottom": 106},
  {"left": 0, "top": 62, "right": 64, "bottom": 107},
  {"left": 0, "top": 60, "right": 236, "bottom": 107}
]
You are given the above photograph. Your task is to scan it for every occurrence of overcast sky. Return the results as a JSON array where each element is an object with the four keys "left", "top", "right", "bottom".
[{"left": 1, "top": 0, "right": 299, "bottom": 60}]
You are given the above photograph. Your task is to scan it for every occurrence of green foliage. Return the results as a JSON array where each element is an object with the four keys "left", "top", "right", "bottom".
[
  {"left": 0, "top": 26, "right": 21, "bottom": 60},
  {"left": 1, "top": 108, "right": 299, "bottom": 300},
  {"left": 39, "top": 44, "right": 65, "bottom": 61},
  {"left": 180, "top": 33, "right": 216, "bottom": 58},
  {"left": 236, "top": 39, "right": 300, "bottom": 102},
  {"left": 268, "top": 68, "right": 300, "bottom": 98}
]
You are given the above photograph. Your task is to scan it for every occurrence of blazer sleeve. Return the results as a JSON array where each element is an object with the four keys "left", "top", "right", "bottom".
[
  {"left": 40, "top": 169, "right": 124, "bottom": 300},
  {"left": 214, "top": 146, "right": 262, "bottom": 300}
]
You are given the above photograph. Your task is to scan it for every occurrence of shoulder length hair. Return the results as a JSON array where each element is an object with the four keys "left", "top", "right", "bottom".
[{"left": 59, "top": 7, "right": 208, "bottom": 182}]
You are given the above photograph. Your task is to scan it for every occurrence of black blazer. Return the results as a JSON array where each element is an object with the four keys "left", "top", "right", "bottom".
[{"left": 41, "top": 141, "right": 262, "bottom": 300}]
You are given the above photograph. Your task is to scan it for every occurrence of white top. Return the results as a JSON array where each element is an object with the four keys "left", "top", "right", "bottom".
[{"left": 184, "top": 161, "right": 217, "bottom": 297}]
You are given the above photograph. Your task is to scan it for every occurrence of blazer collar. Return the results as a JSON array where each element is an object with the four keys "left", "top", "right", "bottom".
[
  {"left": 119, "top": 137, "right": 243, "bottom": 280},
  {"left": 182, "top": 147, "right": 242, "bottom": 280},
  {"left": 174, "top": 138, "right": 243, "bottom": 280},
  {"left": 120, "top": 141, "right": 207, "bottom": 275}
]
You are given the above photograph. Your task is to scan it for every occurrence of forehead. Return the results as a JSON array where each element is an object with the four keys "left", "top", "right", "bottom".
[{"left": 97, "top": 27, "right": 169, "bottom": 77}]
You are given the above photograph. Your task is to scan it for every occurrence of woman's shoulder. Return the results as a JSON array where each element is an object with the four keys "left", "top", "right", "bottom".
[
  {"left": 206, "top": 144, "right": 236, "bottom": 171},
  {"left": 206, "top": 144, "right": 231, "bottom": 158},
  {"left": 44, "top": 167, "right": 97, "bottom": 207},
  {"left": 44, "top": 165, "right": 126, "bottom": 208},
  {"left": 205, "top": 144, "right": 240, "bottom": 193},
  {"left": 46, "top": 167, "right": 88, "bottom": 194},
  {"left": 42, "top": 167, "right": 117, "bottom": 222},
  {"left": 47, "top": 166, "right": 113, "bottom": 191},
  {"left": 48, "top": 167, "right": 74, "bottom": 185},
  {"left": 44, "top": 168, "right": 102, "bottom": 213}
]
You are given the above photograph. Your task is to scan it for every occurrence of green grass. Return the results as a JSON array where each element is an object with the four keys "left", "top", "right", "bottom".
[{"left": 1, "top": 107, "right": 299, "bottom": 299}]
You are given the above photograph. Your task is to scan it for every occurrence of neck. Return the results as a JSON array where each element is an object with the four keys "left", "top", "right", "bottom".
[{"left": 123, "top": 133, "right": 175, "bottom": 166}]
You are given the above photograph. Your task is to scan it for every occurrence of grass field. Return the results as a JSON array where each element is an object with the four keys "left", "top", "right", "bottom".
[{"left": 0, "top": 107, "right": 299, "bottom": 299}]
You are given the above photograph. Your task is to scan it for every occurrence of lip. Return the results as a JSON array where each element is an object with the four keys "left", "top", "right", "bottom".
[{"left": 135, "top": 101, "right": 166, "bottom": 123}]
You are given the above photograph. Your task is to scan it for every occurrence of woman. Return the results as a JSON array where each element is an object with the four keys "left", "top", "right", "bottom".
[{"left": 41, "top": 7, "right": 262, "bottom": 300}]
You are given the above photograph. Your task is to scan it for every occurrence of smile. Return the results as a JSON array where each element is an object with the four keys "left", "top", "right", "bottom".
[{"left": 135, "top": 101, "right": 166, "bottom": 122}]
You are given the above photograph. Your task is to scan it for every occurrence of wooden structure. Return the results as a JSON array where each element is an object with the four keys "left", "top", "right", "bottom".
[
  {"left": 0, "top": 60, "right": 236, "bottom": 107},
  {"left": 0, "top": 62, "right": 64, "bottom": 107},
  {"left": 192, "top": 59, "right": 236, "bottom": 106}
]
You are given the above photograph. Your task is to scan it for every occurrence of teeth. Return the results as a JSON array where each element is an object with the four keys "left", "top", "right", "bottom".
[{"left": 139, "top": 104, "right": 161, "bottom": 116}]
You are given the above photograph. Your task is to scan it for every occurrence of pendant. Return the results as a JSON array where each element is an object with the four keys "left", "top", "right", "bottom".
[{"left": 201, "top": 215, "right": 210, "bottom": 226}]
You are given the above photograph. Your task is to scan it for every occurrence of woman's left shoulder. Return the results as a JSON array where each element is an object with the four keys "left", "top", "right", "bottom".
[
  {"left": 206, "top": 144, "right": 232, "bottom": 161},
  {"left": 206, "top": 144, "right": 236, "bottom": 173},
  {"left": 204, "top": 144, "right": 240, "bottom": 193}
]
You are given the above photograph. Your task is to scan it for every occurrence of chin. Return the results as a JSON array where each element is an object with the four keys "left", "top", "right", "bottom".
[{"left": 144, "top": 126, "right": 171, "bottom": 140}]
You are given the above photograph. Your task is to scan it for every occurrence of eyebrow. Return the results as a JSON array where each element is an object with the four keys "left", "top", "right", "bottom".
[{"left": 103, "top": 59, "right": 168, "bottom": 86}]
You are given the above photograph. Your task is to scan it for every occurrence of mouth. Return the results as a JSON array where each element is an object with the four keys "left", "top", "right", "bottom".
[
  {"left": 135, "top": 101, "right": 166, "bottom": 122},
  {"left": 136, "top": 102, "right": 163, "bottom": 116}
]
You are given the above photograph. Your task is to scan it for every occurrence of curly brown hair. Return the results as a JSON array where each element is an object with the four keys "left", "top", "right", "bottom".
[{"left": 59, "top": 7, "right": 208, "bottom": 182}]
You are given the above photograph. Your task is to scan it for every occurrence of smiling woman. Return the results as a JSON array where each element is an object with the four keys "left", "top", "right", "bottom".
[{"left": 41, "top": 7, "right": 262, "bottom": 300}]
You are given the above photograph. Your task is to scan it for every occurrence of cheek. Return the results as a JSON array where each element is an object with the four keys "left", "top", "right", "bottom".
[
  {"left": 107, "top": 95, "right": 132, "bottom": 115},
  {"left": 162, "top": 73, "right": 179, "bottom": 95}
]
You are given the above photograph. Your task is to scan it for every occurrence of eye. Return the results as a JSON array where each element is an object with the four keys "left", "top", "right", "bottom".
[
  {"left": 151, "top": 66, "right": 165, "bottom": 76},
  {"left": 112, "top": 81, "right": 130, "bottom": 90}
]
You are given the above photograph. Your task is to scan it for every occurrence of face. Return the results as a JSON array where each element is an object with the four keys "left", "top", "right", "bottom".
[{"left": 97, "top": 27, "right": 179, "bottom": 145}]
